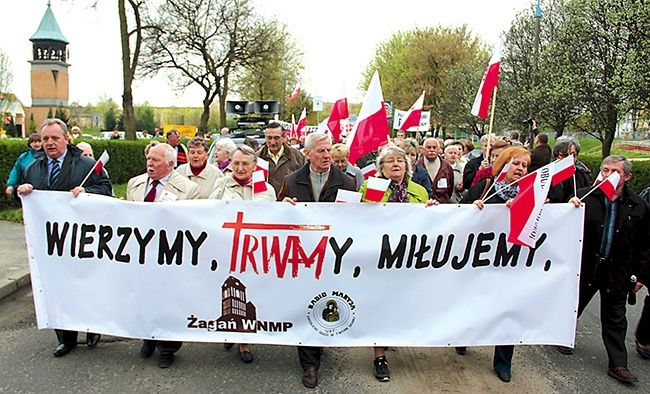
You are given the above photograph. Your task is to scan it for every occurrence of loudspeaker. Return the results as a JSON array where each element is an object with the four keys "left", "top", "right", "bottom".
[
  {"left": 253, "top": 100, "right": 281, "bottom": 114},
  {"left": 226, "top": 101, "right": 251, "bottom": 114}
]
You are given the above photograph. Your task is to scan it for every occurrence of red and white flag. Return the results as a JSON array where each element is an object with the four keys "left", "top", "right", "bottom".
[
  {"left": 288, "top": 84, "right": 301, "bottom": 103},
  {"left": 328, "top": 84, "right": 349, "bottom": 142},
  {"left": 346, "top": 70, "right": 390, "bottom": 165},
  {"left": 290, "top": 114, "right": 297, "bottom": 139},
  {"left": 597, "top": 171, "right": 621, "bottom": 201},
  {"left": 94, "top": 150, "right": 109, "bottom": 175},
  {"left": 256, "top": 158, "right": 269, "bottom": 179},
  {"left": 361, "top": 164, "right": 377, "bottom": 179},
  {"left": 335, "top": 189, "right": 362, "bottom": 203},
  {"left": 296, "top": 108, "right": 307, "bottom": 138},
  {"left": 364, "top": 177, "right": 390, "bottom": 202},
  {"left": 551, "top": 155, "right": 575, "bottom": 186},
  {"left": 471, "top": 41, "right": 502, "bottom": 120},
  {"left": 252, "top": 170, "right": 267, "bottom": 194},
  {"left": 495, "top": 158, "right": 512, "bottom": 183},
  {"left": 507, "top": 162, "right": 555, "bottom": 248},
  {"left": 400, "top": 91, "right": 425, "bottom": 131}
]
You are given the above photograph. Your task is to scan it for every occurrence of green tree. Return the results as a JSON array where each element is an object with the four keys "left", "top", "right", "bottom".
[
  {"left": 550, "top": 0, "right": 650, "bottom": 156},
  {"left": 361, "top": 26, "right": 487, "bottom": 136},
  {"left": 28, "top": 113, "right": 36, "bottom": 134},
  {"left": 135, "top": 102, "right": 157, "bottom": 132},
  {"left": 234, "top": 20, "right": 304, "bottom": 115},
  {"left": 105, "top": 106, "right": 118, "bottom": 130},
  {"left": 0, "top": 48, "right": 13, "bottom": 95},
  {"left": 55, "top": 107, "right": 69, "bottom": 124},
  {"left": 47, "top": 108, "right": 53, "bottom": 119}
]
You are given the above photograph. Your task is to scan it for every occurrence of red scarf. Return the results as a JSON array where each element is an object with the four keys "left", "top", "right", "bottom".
[{"left": 190, "top": 162, "right": 207, "bottom": 177}]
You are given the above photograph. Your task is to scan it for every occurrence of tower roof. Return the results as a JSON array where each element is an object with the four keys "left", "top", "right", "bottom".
[{"left": 30, "top": 4, "right": 68, "bottom": 44}]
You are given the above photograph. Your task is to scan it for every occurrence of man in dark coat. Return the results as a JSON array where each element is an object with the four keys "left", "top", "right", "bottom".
[
  {"left": 561, "top": 155, "right": 650, "bottom": 384},
  {"left": 257, "top": 122, "right": 306, "bottom": 194},
  {"left": 15, "top": 118, "right": 112, "bottom": 358},
  {"left": 462, "top": 134, "right": 496, "bottom": 191},
  {"left": 529, "top": 133, "right": 552, "bottom": 172},
  {"left": 277, "top": 132, "right": 356, "bottom": 389}
]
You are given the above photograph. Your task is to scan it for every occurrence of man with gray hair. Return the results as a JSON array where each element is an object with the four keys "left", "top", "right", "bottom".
[
  {"left": 562, "top": 155, "right": 650, "bottom": 384},
  {"left": 15, "top": 118, "right": 112, "bottom": 357},
  {"left": 277, "top": 132, "right": 356, "bottom": 388},
  {"left": 166, "top": 129, "right": 188, "bottom": 168},
  {"left": 126, "top": 143, "right": 199, "bottom": 368}
]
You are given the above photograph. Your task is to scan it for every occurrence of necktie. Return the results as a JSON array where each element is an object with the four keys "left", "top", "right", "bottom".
[
  {"left": 49, "top": 159, "right": 60, "bottom": 188},
  {"left": 144, "top": 180, "right": 160, "bottom": 202}
]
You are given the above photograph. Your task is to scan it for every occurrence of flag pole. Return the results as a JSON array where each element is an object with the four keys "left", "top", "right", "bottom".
[
  {"left": 485, "top": 86, "right": 498, "bottom": 163},
  {"left": 78, "top": 162, "right": 98, "bottom": 188}
]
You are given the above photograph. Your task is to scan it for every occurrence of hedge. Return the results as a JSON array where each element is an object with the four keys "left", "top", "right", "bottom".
[
  {"left": 1, "top": 138, "right": 649, "bottom": 210},
  {"left": 0, "top": 138, "right": 159, "bottom": 209}
]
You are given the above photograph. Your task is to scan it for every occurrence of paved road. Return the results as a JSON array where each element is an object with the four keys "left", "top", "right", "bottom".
[
  {"left": 1, "top": 219, "right": 649, "bottom": 392},
  {"left": 1, "top": 285, "right": 649, "bottom": 393}
]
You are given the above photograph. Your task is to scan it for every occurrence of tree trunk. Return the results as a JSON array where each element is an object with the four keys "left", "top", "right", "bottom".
[
  {"left": 601, "top": 103, "right": 618, "bottom": 158},
  {"left": 119, "top": 0, "right": 136, "bottom": 140},
  {"left": 199, "top": 98, "right": 211, "bottom": 136}
]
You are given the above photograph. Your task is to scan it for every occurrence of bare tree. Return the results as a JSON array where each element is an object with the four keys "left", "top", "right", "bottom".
[
  {"left": 140, "top": 0, "right": 275, "bottom": 134},
  {"left": 0, "top": 48, "right": 13, "bottom": 96},
  {"left": 118, "top": 0, "right": 148, "bottom": 140}
]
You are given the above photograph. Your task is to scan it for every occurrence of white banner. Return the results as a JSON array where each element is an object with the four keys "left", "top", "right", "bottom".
[
  {"left": 393, "top": 109, "right": 430, "bottom": 131},
  {"left": 22, "top": 191, "right": 584, "bottom": 347}
]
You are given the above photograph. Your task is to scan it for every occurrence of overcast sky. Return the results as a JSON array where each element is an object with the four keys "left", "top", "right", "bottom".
[{"left": 3, "top": 0, "right": 532, "bottom": 107}]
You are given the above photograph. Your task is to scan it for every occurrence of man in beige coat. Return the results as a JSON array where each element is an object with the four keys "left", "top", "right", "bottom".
[{"left": 125, "top": 143, "right": 199, "bottom": 368}]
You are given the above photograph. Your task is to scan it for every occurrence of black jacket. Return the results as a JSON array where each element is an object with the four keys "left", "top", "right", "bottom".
[
  {"left": 579, "top": 186, "right": 650, "bottom": 294},
  {"left": 278, "top": 164, "right": 356, "bottom": 202}
]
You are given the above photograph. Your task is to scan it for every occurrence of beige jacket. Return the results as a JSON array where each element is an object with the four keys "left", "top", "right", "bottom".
[
  {"left": 209, "top": 174, "right": 276, "bottom": 201},
  {"left": 176, "top": 163, "right": 224, "bottom": 199},
  {"left": 126, "top": 170, "right": 200, "bottom": 201}
]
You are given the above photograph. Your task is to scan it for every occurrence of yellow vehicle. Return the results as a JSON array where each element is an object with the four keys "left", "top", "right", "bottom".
[{"left": 163, "top": 124, "right": 197, "bottom": 138}]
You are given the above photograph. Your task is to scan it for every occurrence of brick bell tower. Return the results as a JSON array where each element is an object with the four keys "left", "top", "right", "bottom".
[{"left": 29, "top": 1, "right": 69, "bottom": 128}]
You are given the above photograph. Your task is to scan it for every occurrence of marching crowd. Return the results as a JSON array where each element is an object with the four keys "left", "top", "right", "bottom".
[{"left": 5, "top": 119, "right": 650, "bottom": 388}]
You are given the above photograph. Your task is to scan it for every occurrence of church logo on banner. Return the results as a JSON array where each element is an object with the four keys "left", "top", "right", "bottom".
[
  {"left": 187, "top": 276, "right": 294, "bottom": 333},
  {"left": 306, "top": 290, "right": 357, "bottom": 336}
]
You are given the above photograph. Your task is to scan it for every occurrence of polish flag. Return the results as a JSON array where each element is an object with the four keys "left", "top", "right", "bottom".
[
  {"left": 400, "top": 91, "right": 425, "bottom": 131},
  {"left": 296, "top": 108, "right": 307, "bottom": 138},
  {"left": 495, "top": 158, "right": 512, "bottom": 183},
  {"left": 94, "top": 150, "right": 110, "bottom": 175},
  {"left": 252, "top": 170, "right": 267, "bottom": 194},
  {"left": 335, "top": 189, "right": 362, "bottom": 203},
  {"left": 328, "top": 85, "right": 349, "bottom": 142},
  {"left": 551, "top": 155, "right": 575, "bottom": 186},
  {"left": 290, "top": 114, "right": 297, "bottom": 139},
  {"left": 471, "top": 41, "right": 502, "bottom": 119},
  {"left": 256, "top": 158, "right": 269, "bottom": 179},
  {"left": 361, "top": 164, "right": 377, "bottom": 179},
  {"left": 288, "top": 84, "right": 301, "bottom": 103},
  {"left": 507, "top": 162, "right": 555, "bottom": 248},
  {"left": 364, "top": 177, "right": 390, "bottom": 202},
  {"left": 346, "top": 71, "right": 390, "bottom": 165},
  {"left": 598, "top": 171, "right": 621, "bottom": 201}
]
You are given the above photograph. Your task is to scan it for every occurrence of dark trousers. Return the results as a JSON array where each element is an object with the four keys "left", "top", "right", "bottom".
[
  {"left": 55, "top": 329, "right": 78, "bottom": 345},
  {"left": 578, "top": 284, "right": 628, "bottom": 368},
  {"left": 636, "top": 295, "right": 650, "bottom": 345},
  {"left": 493, "top": 345, "right": 514, "bottom": 372},
  {"left": 143, "top": 339, "right": 183, "bottom": 354},
  {"left": 298, "top": 346, "right": 322, "bottom": 370}
]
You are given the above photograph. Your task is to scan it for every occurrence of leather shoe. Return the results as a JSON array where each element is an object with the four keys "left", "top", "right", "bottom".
[
  {"left": 496, "top": 370, "right": 511, "bottom": 383},
  {"left": 607, "top": 367, "right": 638, "bottom": 383},
  {"left": 239, "top": 350, "right": 254, "bottom": 363},
  {"left": 455, "top": 347, "right": 467, "bottom": 355},
  {"left": 158, "top": 352, "right": 174, "bottom": 368},
  {"left": 223, "top": 343, "right": 234, "bottom": 350},
  {"left": 636, "top": 341, "right": 650, "bottom": 359},
  {"left": 86, "top": 333, "right": 101, "bottom": 347},
  {"left": 140, "top": 340, "right": 156, "bottom": 359},
  {"left": 53, "top": 342, "right": 77, "bottom": 357},
  {"left": 302, "top": 367, "right": 318, "bottom": 388},
  {"left": 556, "top": 345, "right": 574, "bottom": 355}
]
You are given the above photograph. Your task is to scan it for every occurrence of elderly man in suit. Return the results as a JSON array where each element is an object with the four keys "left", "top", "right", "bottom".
[
  {"left": 15, "top": 118, "right": 112, "bottom": 358},
  {"left": 126, "top": 143, "right": 199, "bottom": 367}
]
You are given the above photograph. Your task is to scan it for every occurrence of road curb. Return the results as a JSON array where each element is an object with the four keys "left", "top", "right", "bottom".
[{"left": 0, "top": 269, "right": 31, "bottom": 301}]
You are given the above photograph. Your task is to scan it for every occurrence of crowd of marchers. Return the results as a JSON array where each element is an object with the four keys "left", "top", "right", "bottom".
[{"left": 6, "top": 119, "right": 650, "bottom": 388}]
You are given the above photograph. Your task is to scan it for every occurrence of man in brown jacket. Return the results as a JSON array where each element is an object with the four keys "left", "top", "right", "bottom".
[
  {"left": 257, "top": 122, "right": 306, "bottom": 195},
  {"left": 418, "top": 137, "right": 454, "bottom": 203}
]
